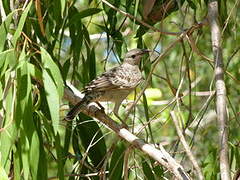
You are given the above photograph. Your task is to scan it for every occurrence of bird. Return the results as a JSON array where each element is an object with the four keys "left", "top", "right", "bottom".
[{"left": 65, "top": 48, "right": 149, "bottom": 123}]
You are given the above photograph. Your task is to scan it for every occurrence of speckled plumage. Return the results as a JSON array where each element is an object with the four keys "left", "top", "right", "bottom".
[{"left": 66, "top": 49, "right": 149, "bottom": 120}]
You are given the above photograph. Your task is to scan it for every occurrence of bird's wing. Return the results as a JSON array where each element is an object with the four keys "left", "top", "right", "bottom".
[{"left": 83, "top": 65, "right": 142, "bottom": 93}]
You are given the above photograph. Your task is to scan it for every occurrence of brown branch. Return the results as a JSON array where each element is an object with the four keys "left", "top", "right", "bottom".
[
  {"left": 101, "top": 0, "right": 179, "bottom": 36},
  {"left": 64, "top": 88, "right": 191, "bottom": 180},
  {"left": 208, "top": 1, "right": 230, "bottom": 179},
  {"left": 35, "top": 0, "right": 45, "bottom": 36}
]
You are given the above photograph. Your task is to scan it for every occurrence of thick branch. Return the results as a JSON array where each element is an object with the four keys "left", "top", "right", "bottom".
[
  {"left": 208, "top": 1, "right": 230, "bottom": 179},
  {"left": 64, "top": 88, "right": 190, "bottom": 180}
]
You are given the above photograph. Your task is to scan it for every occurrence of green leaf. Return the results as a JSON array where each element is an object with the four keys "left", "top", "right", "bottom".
[
  {"left": 69, "top": 8, "right": 102, "bottom": 24},
  {"left": 152, "top": 164, "right": 164, "bottom": 178},
  {"left": 76, "top": 114, "right": 107, "bottom": 168},
  {"left": 89, "top": 48, "right": 96, "bottom": 80},
  {"left": 15, "top": 56, "right": 34, "bottom": 141},
  {"left": 62, "top": 58, "right": 70, "bottom": 81},
  {"left": 0, "top": 124, "right": 17, "bottom": 171},
  {"left": 42, "top": 68, "right": 60, "bottom": 134},
  {"left": 144, "top": 88, "right": 162, "bottom": 101},
  {"left": 60, "top": 0, "right": 66, "bottom": 17},
  {"left": 0, "top": 49, "right": 14, "bottom": 77},
  {"left": 109, "top": 142, "right": 125, "bottom": 179},
  {"left": 54, "top": 133, "right": 64, "bottom": 180},
  {"left": 41, "top": 47, "right": 64, "bottom": 98},
  {"left": 2, "top": 0, "right": 11, "bottom": 15},
  {"left": 142, "top": 159, "right": 155, "bottom": 180},
  {"left": 27, "top": 62, "right": 42, "bottom": 80},
  {"left": 0, "top": 11, "right": 15, "bottom": 52},
  {"left": 63, "top": 120, "right": 73, "bottom": 165},
  {"left": 33, "top": 113, "right": 48, "bottom": 179},
  {"left": 13, "top": 145, "right": 21, "bottom": 180},
  {"left": 20, "top": 132, "right": 30, "bottom": 180},
  {"left": 0, "top": 72, "right": 18, "bottom": 170},
  {"left": 29, "top": 131, "right": 40, "bottom": 180},
  {"left": 12, "top": 1, "right": 32, "bottom": 48},
  {"left": 187, "top": 0, "right": 197, "bottom": 10},
  {"left": 0, "top": 164, "right": 8, "bottom": 180}
]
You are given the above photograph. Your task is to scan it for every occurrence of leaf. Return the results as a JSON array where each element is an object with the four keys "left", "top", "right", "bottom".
[
  {"left": 41, "top": 48, "right": 62, "bottom": 135},
  {"left": 27, "top": 62, "right": 42, "bottom": 80},
  {"left": 41, "top": 47, "right": 64, "bottom": 97},
  {"left": 0, "top": 49, "right": 14, "bottom": 77},
  {"left": 42, "top": 68, "right": 60, "bottom": 134},
  {"left": 30, "top": 132, "right": 40, "bottom": 180},
  {"left": 54, "top": 133, "right": 64, "bottom": 180},
  {"left": 12, "top": 1, "right": 32, "bottom": 48},
  {"left": 2, "top": 0, "right": 11, "bottom": 15},
  {"left": 144, "top": 88, "right": 162, "bottom": 100},
  {"left": 33, "top": 113, "right": 48, "bottom": 179},
  {"left": 0, "top": 71, "right": 18, "bottom": 169},
  {"left": 0, "top": 164, "right": 8, "bottom": 180},
  {"left": 142, "top": 159, "right": 155, "bottom": 180},
  {"left": 0, "top": 11, "right": 15, "bottom": 52},
  {"left": 89, "top": 48, "right": 96, "bottom": 80},
  {"left": 152, "top": 164, "right": 164, "bottom": 178},
  {"left": 74, "top": 8, "right": 102, "bottom": 19},
  {"left": 69, "top": 8, "right": 102, "bottom": 25},
  {"left": 62, "top": 58, "right": 70, "bottom": 81},
  {"left": 186, "top": 0, "right": 197, "bottom": 10},
  {"left": 20, "top": 132, "right": 30, "bottom": 180},
  {"left": 63, "top": 120, "right": 73, "bottom": 165},
  {"left": 0, "top": 124, "right": 17, "bottom": 171},
  {"left": 15, "top": 45, "right": 34, "bottom": 140},
  {"left": 60, "top": 0, "right": 66, "bottom": 17},
  {"left": 109, "top": 142, "right": 125, "bottom": 179},
  {"left": 75, "top": 114, "right": 107, "bottom": 168},
  {"left": 13, "top": 145, "right": 21, "bottom": 180}
]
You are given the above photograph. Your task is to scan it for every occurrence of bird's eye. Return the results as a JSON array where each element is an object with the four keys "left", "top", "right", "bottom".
[{"left": 131, "top": 55, "right": 136, "bottom": 58}]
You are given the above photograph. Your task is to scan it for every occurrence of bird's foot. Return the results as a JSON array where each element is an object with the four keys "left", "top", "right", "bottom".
[
  {"left": 114, "top": 113, "right": 128, "bottom": 129},
  {"left": 96, "top": 102, "right": 105, "bottom": 112}
]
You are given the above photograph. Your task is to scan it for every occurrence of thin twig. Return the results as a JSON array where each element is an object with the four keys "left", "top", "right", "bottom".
[
  {"left": 208, "top": 1, "right": 230, "bottom": 179},
  {"left": 170, "top": 111, "right": 204, "bottom": 180}
]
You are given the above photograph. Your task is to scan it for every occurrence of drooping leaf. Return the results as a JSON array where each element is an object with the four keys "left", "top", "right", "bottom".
[
  {"left": 69, "top": 8, "right": 102, "bottom": 25},
  {"left": 142, "top": 159, "right": 155, "bottom": 180},
  {"left": 41, "top": 47, "right": 64, "bottom": 97},
  {"left": 0, "top": 11, "right": 15, "bottom": 52},
  {"left": 76, "top": 114, "right": 107, "bottom": 169},
  {"left": 12, "top": 1, "right": 32, "bottom": 48},
  {"left": 29, "top": 131, "right": 40, "bottom": 180},
  {"left": 109, "top": 142, "right": 125, "bottom": 179},
  {"left": 42, "top": 68, "right": 60, "bottom": 134}
]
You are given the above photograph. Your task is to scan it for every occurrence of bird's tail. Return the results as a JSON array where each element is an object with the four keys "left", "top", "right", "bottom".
[{"left": 65, "top": 96, "right": 92, "bottom": 120}]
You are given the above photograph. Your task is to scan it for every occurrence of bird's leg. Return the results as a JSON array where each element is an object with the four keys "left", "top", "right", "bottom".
[
  {"left": 113, "top": 101, "right": 128, "bottom": 129},
  {"left": 96, "top": 101, "right": 105, "bottom": 112}
]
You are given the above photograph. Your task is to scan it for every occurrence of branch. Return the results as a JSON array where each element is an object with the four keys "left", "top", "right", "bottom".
[
  {"left": 208, "top": 1, "right": 230, "bottom": 179},
  {"left": 101, "top": 0, "right": 179, "bottom": 36},
  {"left": 64, "top": 87, "right": 191, "bottom": 180},
  {"left": 170, "top": 111, "right": 204, "bottom": 180}
]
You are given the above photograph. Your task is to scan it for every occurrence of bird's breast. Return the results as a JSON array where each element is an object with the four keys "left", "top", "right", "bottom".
[{"left": 97, "top": 89, "right": 133, "bottom": 102}]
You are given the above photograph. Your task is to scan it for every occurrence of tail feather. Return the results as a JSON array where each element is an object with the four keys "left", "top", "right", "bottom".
[{"left": 65, "top": 96, "right": 92, "bottom": 120}]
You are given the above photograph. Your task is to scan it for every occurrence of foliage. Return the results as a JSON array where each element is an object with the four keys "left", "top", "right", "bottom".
[{"left": 0, "top": 0, "right": 239, "bottom": 179}]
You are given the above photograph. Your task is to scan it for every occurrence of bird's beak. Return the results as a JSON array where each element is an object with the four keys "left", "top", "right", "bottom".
[{"left": 141, "top": 49, "right": 151, "bottom": 54}]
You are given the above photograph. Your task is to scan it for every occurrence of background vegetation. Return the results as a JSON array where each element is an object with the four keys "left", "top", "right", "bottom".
[{"left": 0, "top": 0, "right": 239, "bottom": 179}]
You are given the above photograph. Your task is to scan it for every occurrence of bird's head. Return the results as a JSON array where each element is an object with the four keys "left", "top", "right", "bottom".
[{"left": 123, "top": 48, "right": 150, "bottom": 65}]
